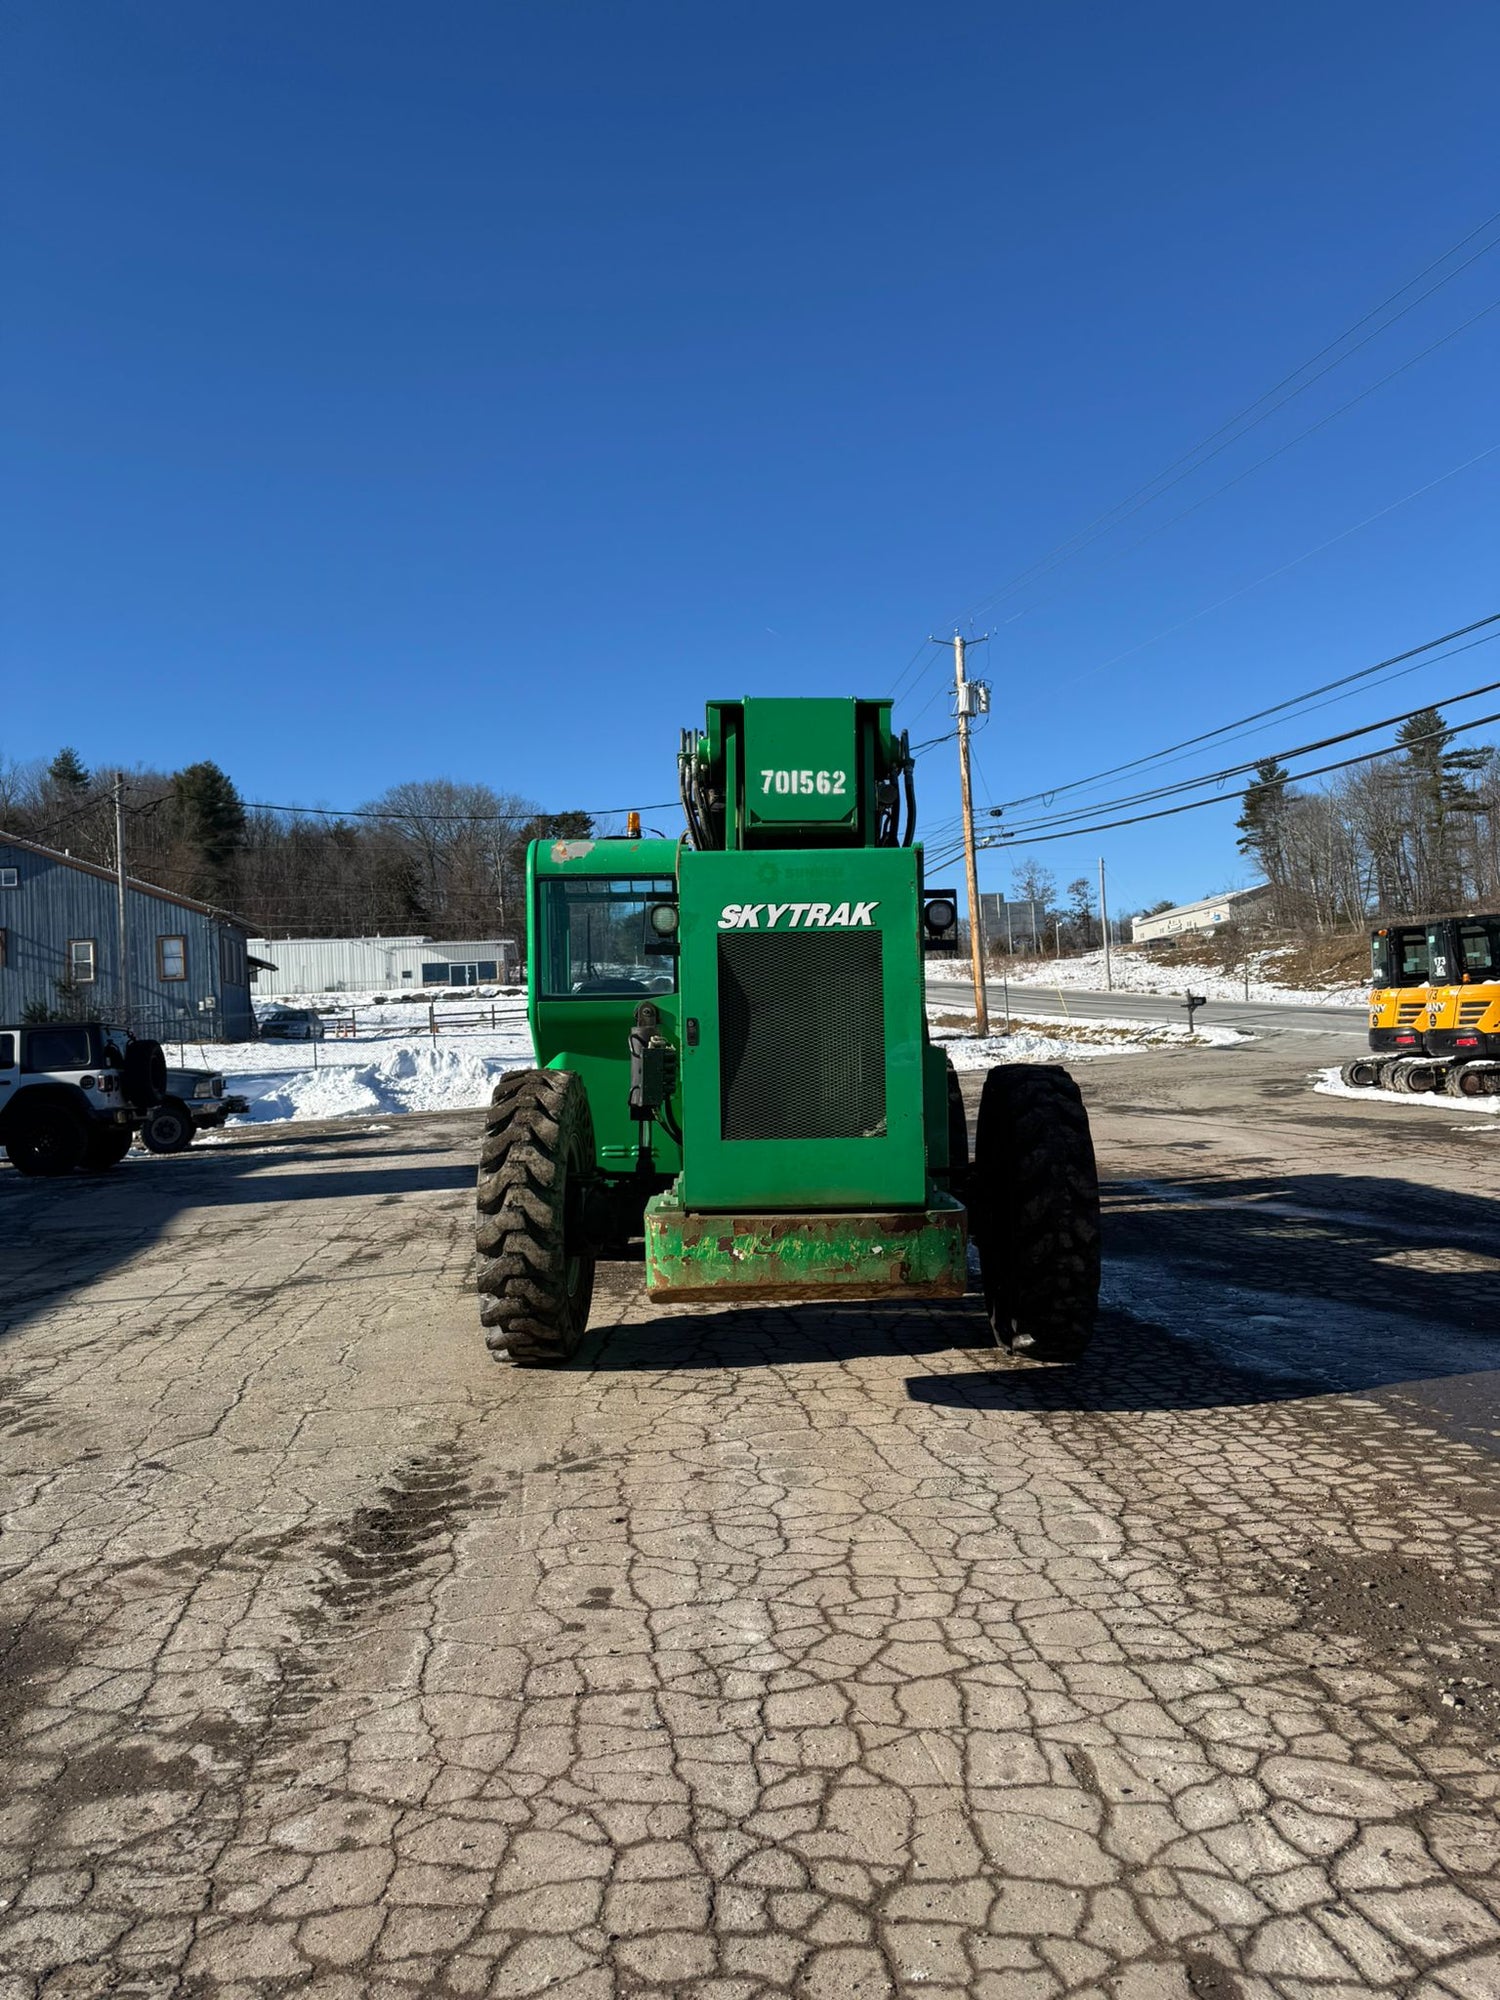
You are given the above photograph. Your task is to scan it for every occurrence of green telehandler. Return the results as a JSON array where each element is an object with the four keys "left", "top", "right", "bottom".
[{"left": 476, "top": 697, "right": 1100, "bottom": 1362}]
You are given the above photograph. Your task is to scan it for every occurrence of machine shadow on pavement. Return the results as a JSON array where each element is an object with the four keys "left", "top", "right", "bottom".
[
  {"left": 0, "top": 1124, "right": 475, "bottom": 1348},
  {"left": 589, "top": 1162, "right": 1499, "bottom": 1418}
]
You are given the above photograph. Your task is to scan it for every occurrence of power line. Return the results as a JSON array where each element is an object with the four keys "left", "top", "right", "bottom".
[
  {"left": 239, "top": 797, "right": 681, "bottom": 825},
  {"left": 919, "top": 632, "right": 1500, "bottom": 851},
  {"left": 989, "top": 654, "right": 1500, "bottom": 839},
  {"left": 924, "top": 706, "right": 1500, "bottom": 862},
  {"left": 995, "top": 612, "right": 1500, "bottom": 810}
]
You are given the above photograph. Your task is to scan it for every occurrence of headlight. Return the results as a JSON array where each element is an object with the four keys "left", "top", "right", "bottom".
[
  {"left": 648, "top": 902, "right": 680, "bottom": 937},
  {"left": 924, "top": 897, "right": 958, "bottom": 934}
]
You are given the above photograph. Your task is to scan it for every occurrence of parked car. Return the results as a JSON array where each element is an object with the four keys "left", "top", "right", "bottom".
[
  {"left": 257, "top": 1006, "right": 326, "bottom": 1041},
  {"left": 139, "top": 1066, "right": 251, "bottom": 1154}
]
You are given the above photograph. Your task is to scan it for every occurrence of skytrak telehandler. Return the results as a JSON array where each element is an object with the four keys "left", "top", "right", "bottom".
[{"left": 475, "top": 698, "right": 1100, "bottom": 1362}]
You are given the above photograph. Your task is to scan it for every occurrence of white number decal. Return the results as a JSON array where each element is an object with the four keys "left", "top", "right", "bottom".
[{"left": 759, "top": 768, "right": 849, "bottom": 798}]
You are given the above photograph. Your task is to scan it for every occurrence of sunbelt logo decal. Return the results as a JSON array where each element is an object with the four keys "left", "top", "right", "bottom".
[{"left": 718, "top": 900, "right": 878, "bottom": 930}]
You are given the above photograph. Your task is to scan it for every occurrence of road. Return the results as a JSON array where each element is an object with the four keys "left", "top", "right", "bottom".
[
  {"left": 2, "top": 1034, "right": 1498, "bottom": 1999},
  {"left": 926, "top": 976, "right": 1368, "bottom": 1041}
]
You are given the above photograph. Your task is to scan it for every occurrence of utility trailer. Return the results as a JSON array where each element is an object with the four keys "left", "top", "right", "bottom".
[
  {"left": 1343, "top": 913, "right": 1500, "bottom": 1099},
  {"left": 475, "top": 697, "right": 1100, "bottom": 1361}
]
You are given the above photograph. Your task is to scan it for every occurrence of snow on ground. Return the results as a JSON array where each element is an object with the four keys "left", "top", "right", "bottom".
[
  {"left": 933, "top": 1013, "right": 1252, "bottom": 1072},
  {"left": 158, "top": 990, "right": 1249, "bottom": 1129},
  {"left": 157, "top": 993, "right": 536, "bottom": 1127},
  {"left": 996, "top": 947, "right": 1367, "bottom": 1008},
  {"left": 1310, "top": 1066, "right": 1500, "bottom": 1115}
]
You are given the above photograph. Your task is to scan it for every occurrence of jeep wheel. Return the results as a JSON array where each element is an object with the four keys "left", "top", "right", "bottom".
[
  {"left": 141, "top": 1100, "right": 195, "bottom": 1154},
  {"left": 6, "top": 1104, "right": 89, "bottom": 1177},
  {"left": 82, "top": 1126, "right": 134, "bottom": 1172}
]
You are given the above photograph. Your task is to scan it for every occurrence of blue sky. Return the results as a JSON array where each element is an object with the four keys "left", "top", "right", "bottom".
[{"left": 3, "top": 1, "right": 1497, "bottom": 911}]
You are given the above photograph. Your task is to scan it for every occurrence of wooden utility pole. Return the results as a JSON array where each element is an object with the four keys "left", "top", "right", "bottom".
[
  {"left": 933, "top": 632, "right": 991, "bottom": 1036},
  {"left": 113, "top": 772, "right": 131, "bottom": 1026},
  {"left": 1098, "top": 855, "right": 1112, "bottom": 993}
]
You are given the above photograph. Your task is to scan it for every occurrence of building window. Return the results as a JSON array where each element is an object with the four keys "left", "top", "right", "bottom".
[
  {"left": 67, "top": 939, "right": 97, "bottom": 985},
  {"left": 0, "top": 868, "right": 17, "bottom": 889},
  {"left": 158, "top": 935, "right": 188, "bottom": 981},
  {"left": 419, "top": 959, "right": 499, "bottom": 987}
]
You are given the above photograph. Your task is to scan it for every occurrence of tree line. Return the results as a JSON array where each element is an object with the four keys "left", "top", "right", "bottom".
[
  {"left": 1232, "top": 706, "right": 1500, "bottom": 930},
  {"left": 0, "top": 750, "right": 592, "bottom": 941}
]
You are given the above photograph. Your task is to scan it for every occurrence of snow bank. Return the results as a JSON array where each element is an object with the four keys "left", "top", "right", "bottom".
[
  {"left": 998, "top": 948, "right": 1366, "bottom": 1009},
  {"left": 233, "top": 1042, "right": 527, "bottom": 1125},
  {"left": 1310, "top": 1066, "right": 1500, "bottom": 1115}
]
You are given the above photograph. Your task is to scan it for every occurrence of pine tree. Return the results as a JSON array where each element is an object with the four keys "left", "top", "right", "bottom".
[
  {"left": 1395, "top": 707, "right": 1486, "bottom": 909},
  {"left": 47, "top": 747, "right": 90, "bottom": 793},
  {"left": 1236, "top": 760, "right": 1292, "bottom": 921},
  {"left": 171, "top": 761, "right": 246, "bottom": 902}
]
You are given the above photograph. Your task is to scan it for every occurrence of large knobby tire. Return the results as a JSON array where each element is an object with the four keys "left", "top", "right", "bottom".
[
  {"left": 971, "top": 1064, "right": 1100, "bottom": 1363},
  {"left": 475, "top": 1069, "right": 597, "bottom": 1365},
  {"left": 141, "top": 1100, "right": 196, "bottom": 1154},
  {"left": 6, "top": 1102, "right": 89, "bottom": 1177},
  {"left": 81, "top": 1125, "right": 134, "bottom": 1172}
]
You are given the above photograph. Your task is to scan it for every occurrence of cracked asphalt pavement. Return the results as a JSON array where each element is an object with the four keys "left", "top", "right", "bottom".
[{"left": 2, "top": 1029, "right": 1499, "bottom": 1999}]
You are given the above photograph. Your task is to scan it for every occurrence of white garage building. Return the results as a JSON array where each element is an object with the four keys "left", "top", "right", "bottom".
[
  {"left": 1131, "top": 886, "right": 1271, "bottom": 946},
  {"left": 248, "top": 935, "right": 520, "bottom": 996}
]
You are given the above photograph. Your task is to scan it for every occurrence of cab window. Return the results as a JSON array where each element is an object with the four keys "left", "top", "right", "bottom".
[
  {"left": 541, "top": 878, "right": 677, "bottom": 998},
  {"left": 1457, "top": 920, "right": 1500, "bottom": 979},
  {"left": 0, "top": 1033, "right": 14, "bottom": 1068},
  {"left": 1394, "top": 930, "right": 1430, "bottom": 985}
]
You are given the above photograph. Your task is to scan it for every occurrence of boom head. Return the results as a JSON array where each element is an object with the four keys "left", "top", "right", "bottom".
[{"left": 679, "top": 697, "right": 915, "bottom": 851}]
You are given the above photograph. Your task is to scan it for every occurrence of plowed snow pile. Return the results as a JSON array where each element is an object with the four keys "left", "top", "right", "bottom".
[
  {"left": 1311, "top": 1067, "right": 1500, "bottom": 1115},
  {"left": 235, "top": 1044, "right": 520, "bottom": 1124}
]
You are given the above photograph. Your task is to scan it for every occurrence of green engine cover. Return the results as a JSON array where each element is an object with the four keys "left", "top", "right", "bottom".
[{"left": 675, "top": 845, "right": 927, "bottom": 1211}]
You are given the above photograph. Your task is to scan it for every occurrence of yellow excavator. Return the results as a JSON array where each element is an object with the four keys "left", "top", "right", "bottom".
[{"left": 1344, "top": 913, "right": 1500, "bottom": 1098}]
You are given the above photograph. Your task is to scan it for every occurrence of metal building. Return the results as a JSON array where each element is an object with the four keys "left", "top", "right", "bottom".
[
  {"left": 1131, "top": 886, "right": 1271, "bottom": 946},
  {"left": 247, "top": 935, "right": 520, "bottom": 997},
  {"left": 0, "top": 831, "right": 257, "bottom": 1040}
]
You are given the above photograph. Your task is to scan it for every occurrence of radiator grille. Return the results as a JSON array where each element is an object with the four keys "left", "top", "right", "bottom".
[
  {"left": 1459, "top": 1000, "right": 1490, "bottom": 1026},
  {"left": 1396, "top": 1001, "right": 1425, "bottom": 1025},
  {"left": 718, "top": 930, "right": 886, "bottom": 1141}
]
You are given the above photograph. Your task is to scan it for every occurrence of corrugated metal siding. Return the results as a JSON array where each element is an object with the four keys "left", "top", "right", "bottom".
[
  {"left": 0, "top": 842, "right": 254, "bottom": 1041},
  {"left": 247, "top": 937, "right": 519, "bottom": 996}
]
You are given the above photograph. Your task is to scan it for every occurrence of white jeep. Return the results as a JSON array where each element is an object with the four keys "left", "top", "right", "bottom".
[{"left": 0, "top": 1021, "right": 166, "bottom": 1176}]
